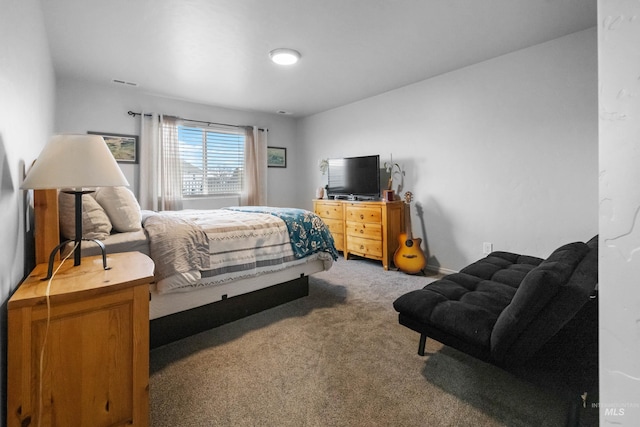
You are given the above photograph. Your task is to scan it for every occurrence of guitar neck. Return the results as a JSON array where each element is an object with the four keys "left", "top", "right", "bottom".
[{"left": 404, "top": 203, "right": 413, "bottom": 239}]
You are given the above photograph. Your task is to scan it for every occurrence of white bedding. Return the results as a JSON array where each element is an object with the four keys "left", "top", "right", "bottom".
[
  {"left": 67, "top": 207, "right": 336, "bottom": 296},
  {"left": 145, "top": 209, "right": 322, "bottom": 294}
]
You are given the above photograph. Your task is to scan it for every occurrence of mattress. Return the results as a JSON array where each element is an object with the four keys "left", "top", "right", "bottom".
[{"left": 149, "top": 256, "right": 327, "bottom": 319}]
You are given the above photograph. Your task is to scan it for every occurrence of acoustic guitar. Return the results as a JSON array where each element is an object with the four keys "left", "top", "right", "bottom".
[{"left": 394, "top": 191, "right": 426, "bottom": 274}]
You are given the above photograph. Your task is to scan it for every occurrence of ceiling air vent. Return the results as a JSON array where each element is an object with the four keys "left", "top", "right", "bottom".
[{"left": 112, "top": 79, "right": 139, "bottom": 87}]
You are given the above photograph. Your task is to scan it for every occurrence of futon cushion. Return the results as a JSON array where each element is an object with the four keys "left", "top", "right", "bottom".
[
  {"left": 501, "top": 236, "right": 598, "bottom": 365},
  {"left": 393, "top": 252, "right": 542, "bottom": 349},
  {"left": 490, "top": 242, "right": 590, "bottom": 363}
]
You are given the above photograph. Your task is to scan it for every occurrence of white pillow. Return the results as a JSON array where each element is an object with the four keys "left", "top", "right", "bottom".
[
  {"left": 59, "top": 192, "right": 112, "bottom": 240},
  {"left": 95, "top": 186, "right": 142, "bottom": 232}
]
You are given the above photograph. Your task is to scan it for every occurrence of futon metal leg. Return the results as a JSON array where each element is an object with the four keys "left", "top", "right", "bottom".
[
  {"left": 418, "top": 334, "right": 427, "bottom": 356},
  {"left": 565, "top": 394, "right": 582, "bottom": 427}
]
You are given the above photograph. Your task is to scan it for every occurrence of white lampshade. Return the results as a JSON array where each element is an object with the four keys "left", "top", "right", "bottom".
[{"left": 21, "top": 134, "right": 129, "bottom": 190}]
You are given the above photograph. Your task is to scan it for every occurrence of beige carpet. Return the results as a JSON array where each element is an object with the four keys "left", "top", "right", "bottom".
[{"left": 149, "top": 257, "right": 585, "bottom": 426}]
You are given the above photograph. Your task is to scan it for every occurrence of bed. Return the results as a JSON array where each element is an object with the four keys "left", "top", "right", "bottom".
[{"left": 33, "top": 187, "right": 338, "bottom": 348}]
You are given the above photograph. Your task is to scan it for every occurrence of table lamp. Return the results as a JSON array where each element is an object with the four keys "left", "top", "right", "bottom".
[{"left": 21, "top": 134, "right": 130, "bottom": 278}]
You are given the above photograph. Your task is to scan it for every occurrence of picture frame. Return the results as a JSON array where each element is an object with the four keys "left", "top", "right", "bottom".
[
  {"left": 267, "top": 146, "right": 287, "bottom": 168},
  {"left": 88, "top": 132, "right": 138, "bottom": 164}
]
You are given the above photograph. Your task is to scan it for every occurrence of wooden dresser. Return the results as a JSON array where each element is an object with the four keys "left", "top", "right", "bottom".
[
  {"left": 7, "top": 252, "right": 154, "bottom": 427},
  {"left": 313, "top": 199, "right": 345, "bottom": 251},
  {"left": 314, "top": 199, "right": 404, "bottom": 270}
]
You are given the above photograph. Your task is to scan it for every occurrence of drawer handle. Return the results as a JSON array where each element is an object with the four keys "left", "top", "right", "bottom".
[{"left": 360, "top": 214, "right": 364, "bottom": 219}]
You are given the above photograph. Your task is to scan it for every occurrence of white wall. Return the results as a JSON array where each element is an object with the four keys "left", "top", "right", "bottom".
[
  {"left": 0, "top": 0, "right": 56, "bottom": 422},
  {"left": 55, "top": 77, "right": 300, "bottom": 208},
  {"left": 598, "top": 0, "right": 640, "bottom": 424},
  {"left": 297, "top": 28, "right": 598, "bottom": 272}
]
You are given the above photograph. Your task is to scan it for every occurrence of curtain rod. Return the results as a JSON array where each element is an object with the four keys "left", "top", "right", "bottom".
[{"left": 127, "top": 111, "right": 267, "bottom": 132}]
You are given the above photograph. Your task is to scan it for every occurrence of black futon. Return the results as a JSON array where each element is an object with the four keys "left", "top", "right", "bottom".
[{"left": 393, "top": 236, "right": 598, "bottom": 425}]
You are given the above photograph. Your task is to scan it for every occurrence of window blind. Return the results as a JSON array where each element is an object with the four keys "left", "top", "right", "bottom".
[{"left": 178, "top": 124, "right": 245, "bottom": 197}]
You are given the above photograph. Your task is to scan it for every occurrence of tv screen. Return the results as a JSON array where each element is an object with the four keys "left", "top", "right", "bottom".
[{"left": 327, "top": 155, "right": 380, "bottom": 199}]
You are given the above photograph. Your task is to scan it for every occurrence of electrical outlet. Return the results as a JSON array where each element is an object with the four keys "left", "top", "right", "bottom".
[{"left": 483, "top": 242, "right": 493, "bottom": 255}]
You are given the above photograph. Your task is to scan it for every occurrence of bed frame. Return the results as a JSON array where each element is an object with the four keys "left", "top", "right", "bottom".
[{"left": 33, "top": 189, "right": 325, "bottom": 348}]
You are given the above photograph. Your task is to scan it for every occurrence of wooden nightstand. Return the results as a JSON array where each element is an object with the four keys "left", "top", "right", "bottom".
[{"left": 7, "top": 252, "right": 154, "bottom": 427}]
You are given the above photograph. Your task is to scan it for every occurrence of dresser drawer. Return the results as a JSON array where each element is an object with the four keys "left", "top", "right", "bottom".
[
  {"left": 345, "top": 206, "right": 382, "bottom": 223},
  {"left": 347, "top": 236, "right": 383, "bottom": 258},
  {"left": 346, "top": 221, "right": 381, "bottom": 240},
  {"left": 332, "top": 233, "right": 344, "bottom": 251},
  {"left": 322, "top": 218, "right": 344, "bottom": 235},
  {"left": 315, "top": 202, "right": 343, "bottom": 220},
  {"left": 323, "top": 218, "right": 344, "bottom": 251}
]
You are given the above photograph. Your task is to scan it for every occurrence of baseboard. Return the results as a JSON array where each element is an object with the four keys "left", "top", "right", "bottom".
[{"left": 425, "top": 264, "right": 458, "bottom": 276}]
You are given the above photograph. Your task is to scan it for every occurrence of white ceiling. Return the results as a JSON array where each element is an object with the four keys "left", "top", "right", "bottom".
[{"left": 41, "top": 0, "right": 597, "bottom": 118}]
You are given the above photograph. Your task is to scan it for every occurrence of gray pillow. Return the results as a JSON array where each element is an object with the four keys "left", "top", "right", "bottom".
[
  {"left": 95, "top": 186, "right": 142, "bottom": 232},
  {"left": 59, "top": 191, "right": 112, "bottom": 240}
]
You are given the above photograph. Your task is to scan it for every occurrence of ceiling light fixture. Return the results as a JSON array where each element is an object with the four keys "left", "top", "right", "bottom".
[{"left": 269, "top": 48, "right": 301, "bottom": 65}]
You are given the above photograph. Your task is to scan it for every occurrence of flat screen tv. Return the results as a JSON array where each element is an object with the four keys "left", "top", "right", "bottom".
[{"left": 327, "top": 155, "right": 380, "bottom": 200}]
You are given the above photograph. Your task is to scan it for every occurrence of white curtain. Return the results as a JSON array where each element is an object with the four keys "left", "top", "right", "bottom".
[
  {"left": 139, "top": 112, "right": 159, "bottom": 211},
  {"left": 159, "top": 115, "right": 183, "bottom": 210},
  {"left": 139, "top": 113, "right": 183, "bottom": 211},
  {"left": 241, "top": 126, "right": 268, "bottom": 206}
]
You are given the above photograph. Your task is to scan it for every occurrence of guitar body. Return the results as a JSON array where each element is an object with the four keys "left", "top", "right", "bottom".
[
  {"left": 394, "top": 191, "right": 426, "bottom": 274},
  {"left": 394, "top": 233, "right": 426, "bottom": 274}
]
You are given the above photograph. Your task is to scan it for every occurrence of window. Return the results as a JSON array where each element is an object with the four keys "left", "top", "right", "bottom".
[{"left": 178, "top": 124, "right": 245, "bottom": 197}]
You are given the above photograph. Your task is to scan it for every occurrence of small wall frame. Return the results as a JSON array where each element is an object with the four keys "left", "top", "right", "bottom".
[
  {"left": 88, "top": 132, "right": 138, "bottom": 164},
  {"left": 267, "top": 146, "right": 287, "bottom": 168}
]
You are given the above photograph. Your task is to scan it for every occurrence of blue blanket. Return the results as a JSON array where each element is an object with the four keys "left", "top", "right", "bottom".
[{"left": 225, "top": 207, "right": 339, "bottom": 261}]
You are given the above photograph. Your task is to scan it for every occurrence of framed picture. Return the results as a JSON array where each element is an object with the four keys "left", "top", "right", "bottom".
[
  {"left": 88, "top": 132, "right": 138, "bottom": 163},
  {"left": 267, "top": 146, "right": 287, "bottom": 168}
]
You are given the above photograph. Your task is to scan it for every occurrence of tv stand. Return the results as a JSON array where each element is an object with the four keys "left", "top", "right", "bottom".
[{"left": 313, "top": 199, "right": 404, "bottom": 270}]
